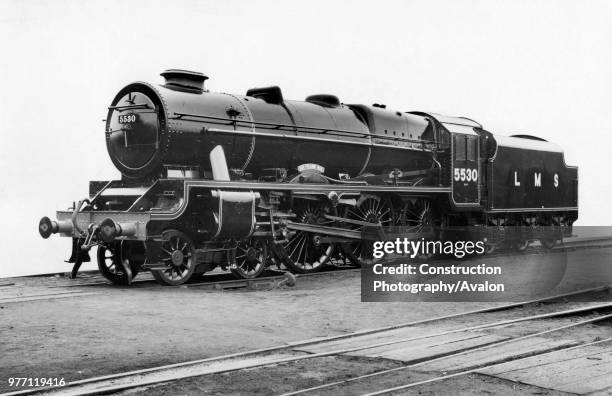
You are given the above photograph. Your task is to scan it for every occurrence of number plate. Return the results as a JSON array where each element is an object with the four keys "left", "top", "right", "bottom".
[{"left": 118, "top": 113, "right": 139, "bottom": 124}]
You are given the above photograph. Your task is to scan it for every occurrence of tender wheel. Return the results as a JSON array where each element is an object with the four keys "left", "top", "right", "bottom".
[
  {"left": 282, "top": 201, "right": 335, "bottom": 274},
  {"left": 97, "top": 241, "right": 140, "bottom": 285},
  {"left": 514, "top": 240, "right": 530, "bottom": 252},
  {"left": 540, "top": 238, "right": 557, "bottom": 250},
  {"left": 486, "top": 220, "right": 506, "bottom": 256},
  {"left": 484, "top": 243, "right": 497, "bottom": 255},
  {"left": 231, "top": 239, "right": 268, "bottom": 279},
  {"left": 152, "top": 230, "right": 196, "bottom": 285}
]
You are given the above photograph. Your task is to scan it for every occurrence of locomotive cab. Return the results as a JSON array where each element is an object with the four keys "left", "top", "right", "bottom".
[
  {"left": 449, "top": 125, "right": 480, "bottom": 207},
  {"left": 408, "top": 112, "right": 482, "bottom": 208}
]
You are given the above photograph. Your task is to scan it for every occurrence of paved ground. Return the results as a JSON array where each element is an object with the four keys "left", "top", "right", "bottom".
[{"left": 0, "top": 247, "right": 610, "bottom": 394}]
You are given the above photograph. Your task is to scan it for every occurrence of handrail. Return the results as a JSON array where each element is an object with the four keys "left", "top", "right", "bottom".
[
  {"left": 126, "top": 181, "right": 160, "bottom": 212},
  {"left": 171, "top": 111, "right": 439, "bottom": 148},
  {"left": 71, "top": 199, "right": 90, "bottom": 235},
  {"left": 108, "top": 104, "right": 151, "bottom": 111}
]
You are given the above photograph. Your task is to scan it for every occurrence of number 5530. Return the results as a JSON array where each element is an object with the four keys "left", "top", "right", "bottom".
[{"left": 454, "top": 168, "right": 478, "bottom": 182}]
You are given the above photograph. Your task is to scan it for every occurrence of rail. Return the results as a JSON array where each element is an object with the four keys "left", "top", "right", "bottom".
[{"left": 5, "top": 293, "right": 610, "bottom": 396}]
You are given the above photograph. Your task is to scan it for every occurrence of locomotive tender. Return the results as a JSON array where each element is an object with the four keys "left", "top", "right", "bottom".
[{"left": 38, "top": 70, "right": 578, "bottom": 285}]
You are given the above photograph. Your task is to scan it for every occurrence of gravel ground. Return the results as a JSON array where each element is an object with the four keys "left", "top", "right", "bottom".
[
  {"left": 0, "top": 247, "right": 610, "bottom": 394},
  {"left": 123, "top": 357, "right": 572, "bottom": 396}
]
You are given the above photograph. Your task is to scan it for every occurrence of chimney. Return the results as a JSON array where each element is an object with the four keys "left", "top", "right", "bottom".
[{"left": 160, "top": 69, "right": 208, "bottom": 93}]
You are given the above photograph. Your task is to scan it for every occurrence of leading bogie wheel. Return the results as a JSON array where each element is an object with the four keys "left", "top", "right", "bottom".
[
  {"left": 152, "top": 229, "right": 196, "bottom": 286},
  {"left": 231, "top": 238, "right": 269, "bottom": 279},
  {"left": 97, "top": 241, "right": 141, "bottom": 285}
]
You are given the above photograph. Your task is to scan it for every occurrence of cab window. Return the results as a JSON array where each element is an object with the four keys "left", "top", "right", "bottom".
[
  {"left": 454, "top": 135, "right": 466, "bottom": 161},
  {"left": 455, "top": 134, "right": 477, "bottom": 162},
  {"left": 467, "top": 136, "right": 477, "bottom": 162}
]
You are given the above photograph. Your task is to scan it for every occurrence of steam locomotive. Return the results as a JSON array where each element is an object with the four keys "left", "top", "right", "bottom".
[{"left": 39, "top": 70, "right": 578, "bottom": 285}]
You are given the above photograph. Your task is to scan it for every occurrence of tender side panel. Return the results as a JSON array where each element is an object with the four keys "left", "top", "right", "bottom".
[{"left": 488, "top": 146, "right": 577, "bottom": 210}]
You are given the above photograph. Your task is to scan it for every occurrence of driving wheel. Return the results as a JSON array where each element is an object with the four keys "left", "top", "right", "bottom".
[{"left": 282, "top": 200, "right": 335, "bottom": 274}]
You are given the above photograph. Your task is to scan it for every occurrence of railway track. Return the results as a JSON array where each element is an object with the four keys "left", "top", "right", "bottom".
[
  {"left": 2, "top": 235, "right": 610, "bottom": 304},
  {"left": 44, "top": 266, "right": 359, "bottom": 290},
  {"left": 0, "top": 267, "right": 357, "bottom": 304},
  {"left": 283, "top": 308, "right": 612, "bottom": 395},
  {"left": 357, "top": 337, "right": 612, "bottom": 396},
  {"left": 0, "top": 290, "right": 99, "bottom": 304},
  {"left": 3, "top": 285, "right": 610, "bottom": 396},
  {"left": 28, "top": 235, "right": 612, "bottom": 291}
]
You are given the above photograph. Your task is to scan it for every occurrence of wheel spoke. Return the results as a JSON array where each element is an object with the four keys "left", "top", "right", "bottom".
[
  {"left": 281, "top": 201, "right": 335, "bottom": 273},
  {"left": 296, "top": 237, "right": 307, "bottom": 265},
  {"left": 304, "top": 240, "right": 310, "bottom": 264},
  {"left": 286, "top": 232, "right": 303, "bottom": 248},
  {"left": 290, "top": 234, "right": 306, "bottom": 257},
  {"left": 347, "top": 208, "right": 365, "bottom": 221},
  {"left": 357, "top": 205, "right": 367, "bottom": 217},
  {"left": 379, "top": 208, "right": 390, "bottom": 218},
  {"left": 404, "top": 207, "right": 421, "bottom": 219}
]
